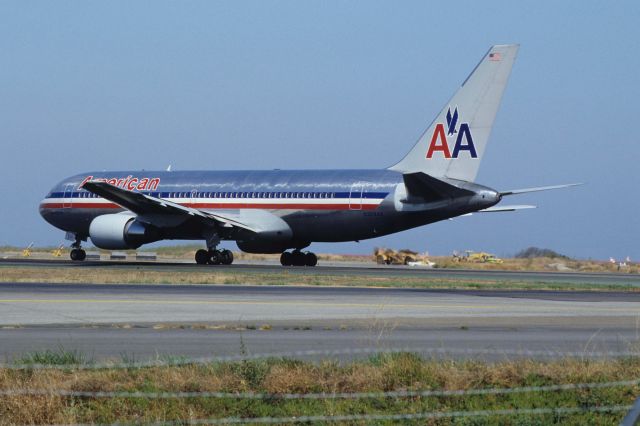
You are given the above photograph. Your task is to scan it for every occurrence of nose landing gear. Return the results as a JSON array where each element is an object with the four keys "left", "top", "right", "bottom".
[
  {"left": 70, "top": 248, "right": 86, "bottom": 261},
  {"left": 69, "top": 235, "right": 86, "bottom": 261},
  {"left": 280, "top": 250, "right": 317, "bottom": 267}
]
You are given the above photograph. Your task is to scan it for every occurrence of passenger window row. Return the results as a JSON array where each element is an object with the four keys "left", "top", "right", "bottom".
[
  {"left": 70, "top": 191, "right": 337, "bottom": 199},
  {"left": 164, "top": 192, "right": 336, "bottom": 199}
]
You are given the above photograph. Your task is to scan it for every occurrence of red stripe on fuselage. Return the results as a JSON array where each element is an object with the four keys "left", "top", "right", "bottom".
[{"left": 40, "top": 203, "right": 121, "bottom": 209}]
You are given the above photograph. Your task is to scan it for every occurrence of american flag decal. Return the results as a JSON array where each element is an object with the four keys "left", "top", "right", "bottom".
[{"left": 489, "top": 52, "right": 501, "bottom": 61}]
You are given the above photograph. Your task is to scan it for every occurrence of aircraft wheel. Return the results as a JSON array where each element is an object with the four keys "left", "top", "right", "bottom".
[
  {"left": 292, "top": 251, "right": 306, "bottom": 267},
  {"left": 304, "top": 252, "right": 317, "bottom": 267},
  {"left": 221, "top": 249, "right": 234, "bottom": 265},
  {"left": 280, "top": 251, "right": 293, "bottom": 266},
  {"left": 208, "top": 250, "right": 222, "bottom": 265},
  {"left": 70, "top": 249, "right": 86, "bottom": 261},
  {"left": 195, "top": 249, "right": 209, "bottom": 265}
]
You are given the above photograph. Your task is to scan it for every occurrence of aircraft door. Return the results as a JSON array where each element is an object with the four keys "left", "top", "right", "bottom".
[
  {"left": 349, "top": 183, "right": 364, "bottom": 210},
  {"left": 63, "top": 183, "right": 74, "bottom": 208}
]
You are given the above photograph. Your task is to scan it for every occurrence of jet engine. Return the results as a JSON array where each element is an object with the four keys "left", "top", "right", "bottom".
[{"left": 89, "top": 214, "right": 160, "bottom": 250}]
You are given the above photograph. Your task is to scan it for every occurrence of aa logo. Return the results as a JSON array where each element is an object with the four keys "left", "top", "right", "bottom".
[{"left": 426, "top": 107, "right": 477, "bottom": 159}]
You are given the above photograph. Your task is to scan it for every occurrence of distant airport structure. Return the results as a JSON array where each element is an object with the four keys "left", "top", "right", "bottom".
[{"left": 39, "top": 44, "right": 577, "bottom": 266}]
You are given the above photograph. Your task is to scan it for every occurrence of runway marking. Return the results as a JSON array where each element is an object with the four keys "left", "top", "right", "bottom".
[{"left": 0, "top": 298, "right": 639, "bottom": 313}]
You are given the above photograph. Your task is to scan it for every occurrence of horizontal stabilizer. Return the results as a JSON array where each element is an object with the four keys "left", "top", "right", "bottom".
[
  {"left": 500, "top": 183, "right": 582, "bottom": 196},
  {"left": 479, "top": 204, "right": 536, "bottom": 212},
  {"left": 403, "top": 172, "right": 474, "bottom": 201}
]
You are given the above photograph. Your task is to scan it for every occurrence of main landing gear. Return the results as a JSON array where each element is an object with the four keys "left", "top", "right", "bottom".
[
  {"left": 280, "top": 250, "right": 317, "bottom": 267},
  {"left": 195, "top": 249, "right": 234, "bottom": 265}
]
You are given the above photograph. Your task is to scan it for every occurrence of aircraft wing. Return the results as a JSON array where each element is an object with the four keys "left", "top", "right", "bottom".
[
  {"left": 499, "top": 183, "right": 582, "bottom": 196},
  {"left": 82, "top": 181, "right": 257, "bottom": 232}
]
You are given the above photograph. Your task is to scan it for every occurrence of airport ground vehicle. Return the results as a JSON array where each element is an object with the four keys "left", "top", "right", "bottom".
[
  {"left": 453, "top": 250, "right": 503, "bottom": 264},
  {"left": 374, "top": 248, "right": 424, "bottom": 265}
]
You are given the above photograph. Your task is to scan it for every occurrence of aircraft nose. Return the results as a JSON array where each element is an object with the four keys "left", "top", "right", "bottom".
[
  {"left": 39, "top": 196, "right": 49, "bottom": 218},
  {"left": 39, "top": 188, "right": 56, "bottom": 219}
]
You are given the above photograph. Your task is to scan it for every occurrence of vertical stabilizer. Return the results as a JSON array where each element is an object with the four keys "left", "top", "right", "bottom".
[{"left": 389, "top": 44, "right": 519, "bottom": 182}]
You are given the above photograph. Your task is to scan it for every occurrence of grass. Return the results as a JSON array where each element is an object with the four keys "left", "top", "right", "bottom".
[
  {"left": 0, "top": 351, "right": 638, "bottom": 424},
  {"left": 0, "top": 264, "right": 636, "bottom": 292},
  {"left": 17, "top": 347, "right": 86, "bottom": 366}
]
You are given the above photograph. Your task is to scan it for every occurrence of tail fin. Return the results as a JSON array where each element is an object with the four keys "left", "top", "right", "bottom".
[{"left": 389, "top": 44, "right": 519, "bottom": 182}]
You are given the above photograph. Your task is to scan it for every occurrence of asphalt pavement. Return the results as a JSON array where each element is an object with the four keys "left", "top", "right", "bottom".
[{"left": 1, "top": 282, "right": 639, "bottom": 362}]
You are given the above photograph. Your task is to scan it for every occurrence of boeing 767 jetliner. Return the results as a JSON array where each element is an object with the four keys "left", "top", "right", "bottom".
[{"left": 40, "top": 44, "right": 577, "bottom": 266}]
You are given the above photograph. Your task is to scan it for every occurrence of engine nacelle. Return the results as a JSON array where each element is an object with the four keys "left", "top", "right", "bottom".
[{"left": 89, "top": 214, "right": 160, "bottom": 250}]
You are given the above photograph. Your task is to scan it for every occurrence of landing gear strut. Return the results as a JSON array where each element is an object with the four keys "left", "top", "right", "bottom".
[
  {"left": 195, "top": 248, "right": 234, "bottom": 265},
  {"left": 69, "top": 236, "right": 86, "bottom": 261},
  {"left": 280, "top": 250, "right": 317, "bottom": 267}
]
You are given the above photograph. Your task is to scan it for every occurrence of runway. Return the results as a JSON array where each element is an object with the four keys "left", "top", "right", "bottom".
[
  {"left": 1, "top": 282, "right": 640, "bottom": 362},
  {"left": 2, "top": 257, "right": 639, "bottom": 286}
]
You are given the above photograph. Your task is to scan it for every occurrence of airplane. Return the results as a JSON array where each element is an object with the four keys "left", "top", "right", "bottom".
[{"left": 39, "top": 44, "right": 578, "bottom": 266}]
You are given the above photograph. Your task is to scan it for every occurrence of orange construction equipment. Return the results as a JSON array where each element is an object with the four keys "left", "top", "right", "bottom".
[{"left": 374, "top": 247, "right": 427, "bottom": 265}]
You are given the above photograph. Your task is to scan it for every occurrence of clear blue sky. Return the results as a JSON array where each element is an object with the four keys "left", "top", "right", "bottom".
[{"left": 1, "top": 1, "right": 638, "bottom": 260}]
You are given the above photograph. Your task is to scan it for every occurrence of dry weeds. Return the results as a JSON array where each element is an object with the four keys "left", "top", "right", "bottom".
[
  {"left": 0, "top": 265, "right": 635, "bottom": 292},
  {"left": 0, "top": 354, "right": 638, "bottom": 424},
  {"left": 4, "top": 243, "right": 638, "bottom": 274}
]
